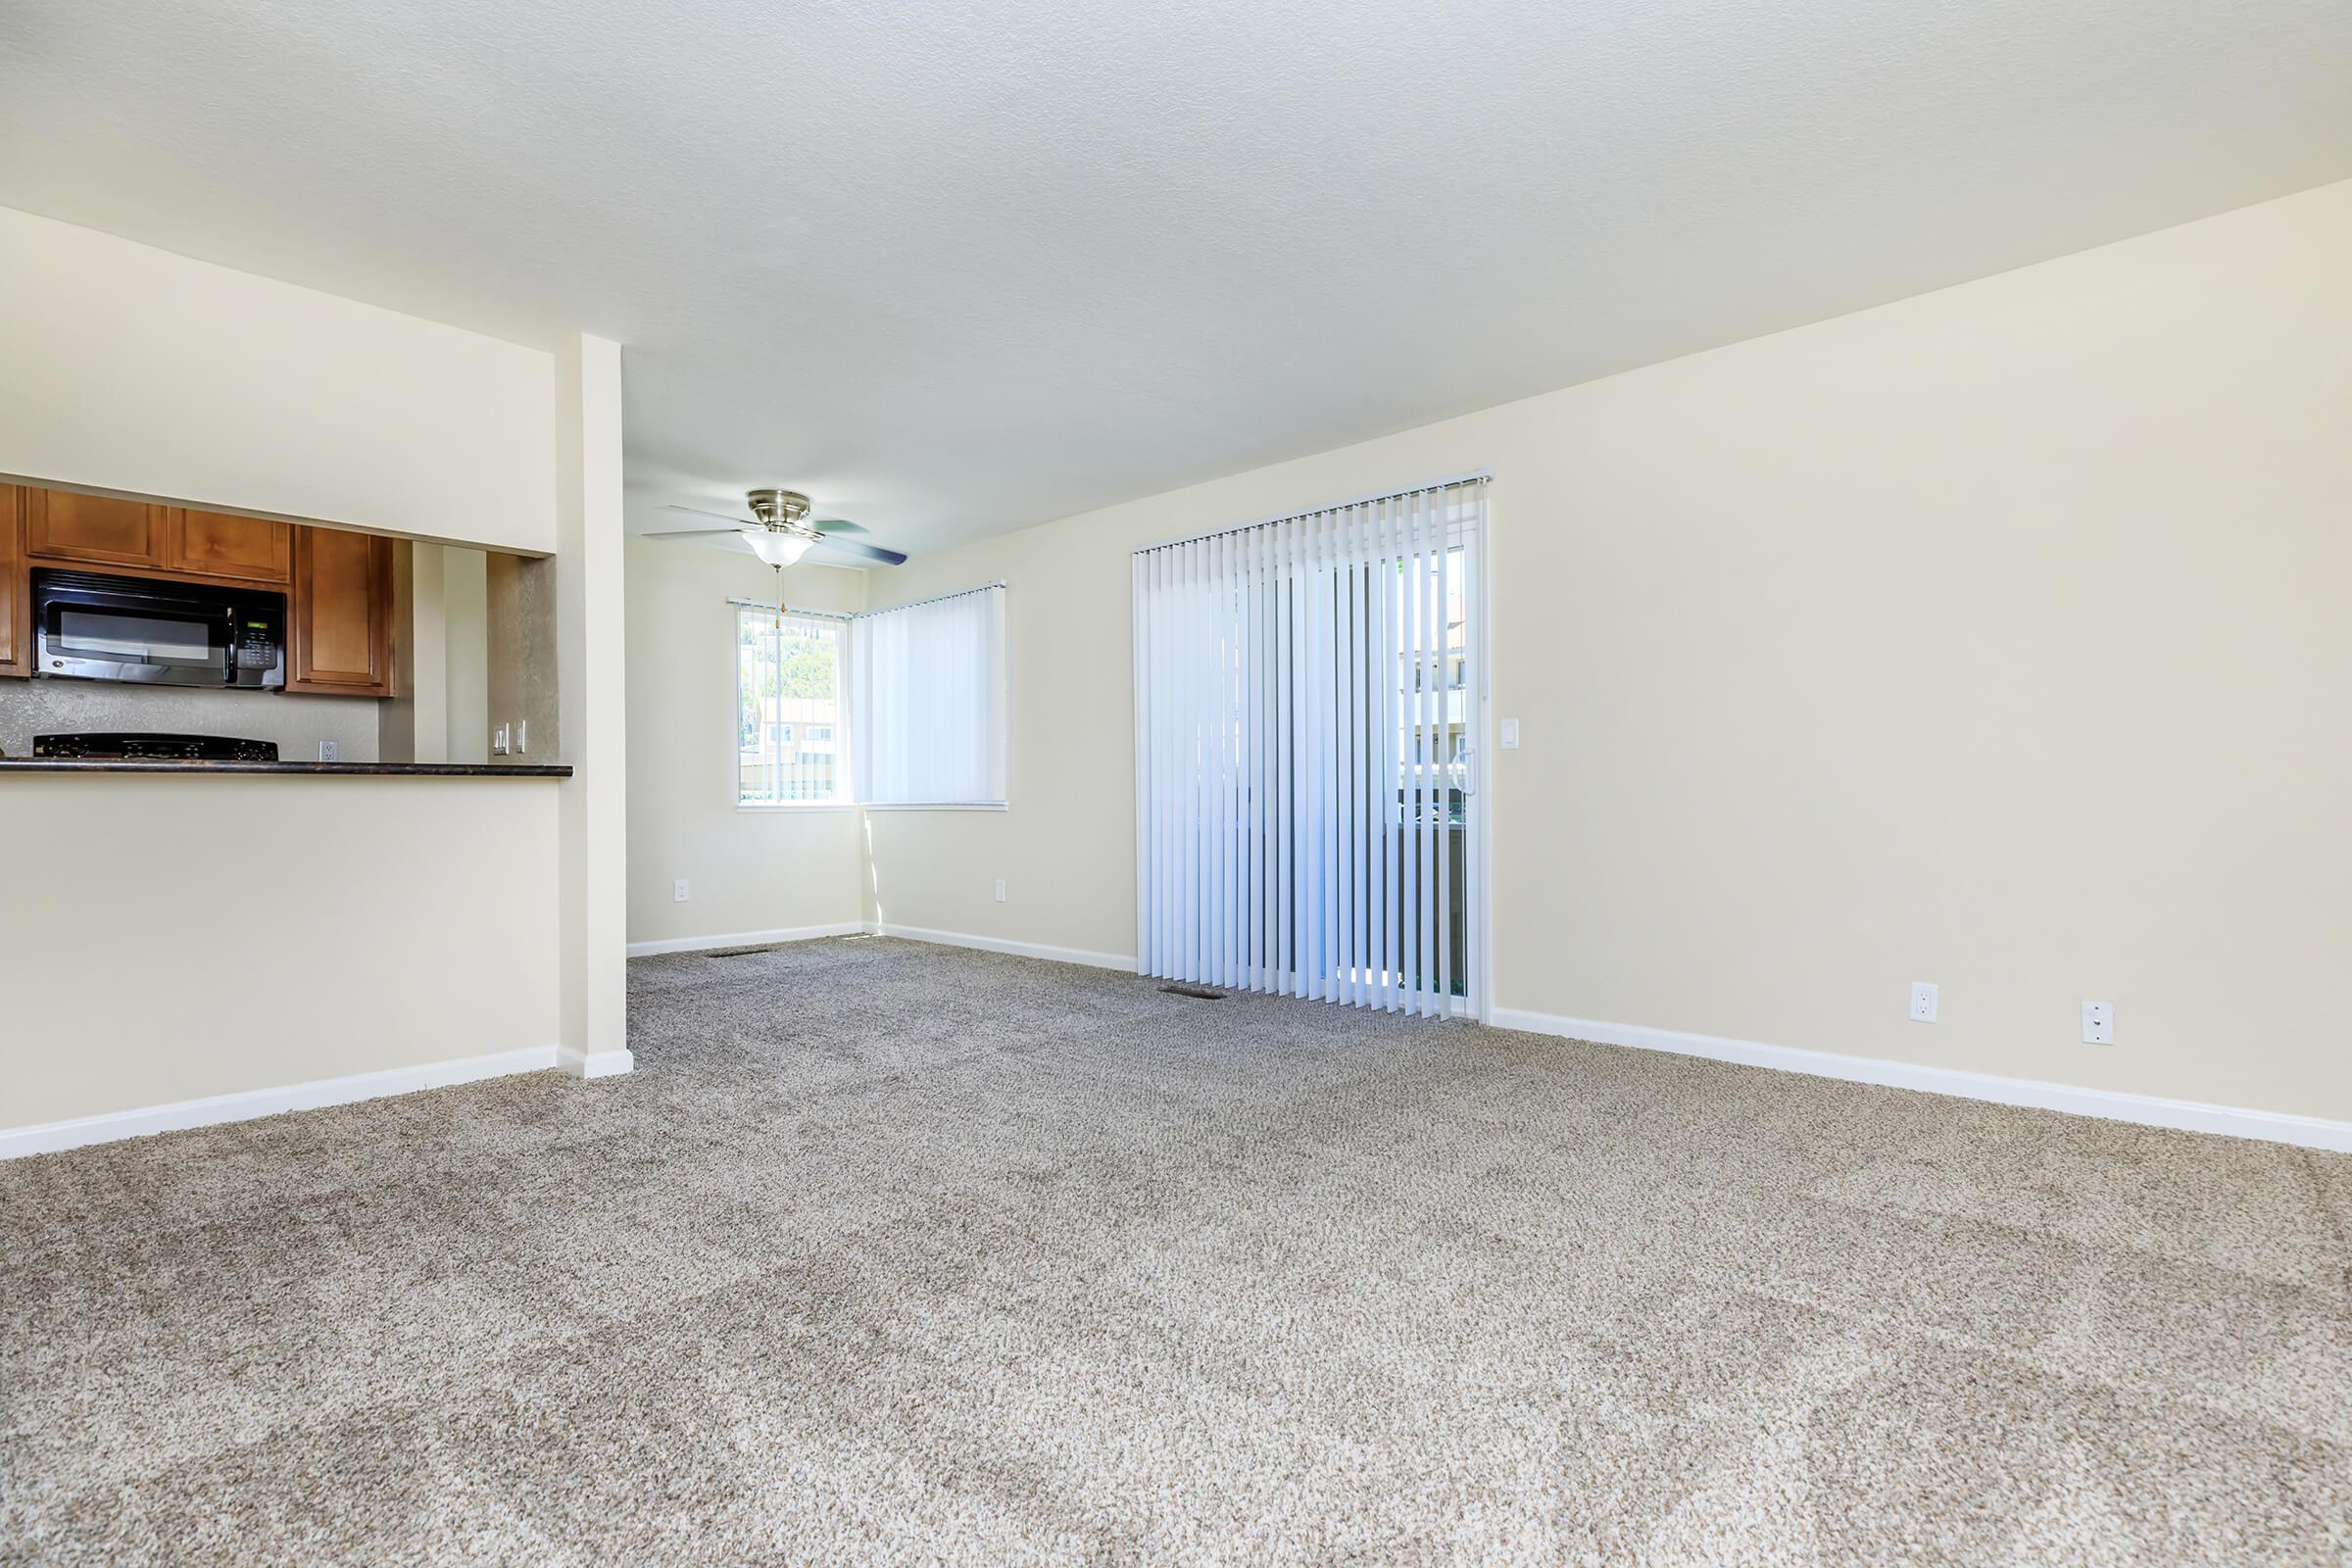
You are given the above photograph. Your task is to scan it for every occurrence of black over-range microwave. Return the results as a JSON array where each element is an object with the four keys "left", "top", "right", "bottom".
[{"left": 31, "top": 569, "right": 287, "bottom": 690}]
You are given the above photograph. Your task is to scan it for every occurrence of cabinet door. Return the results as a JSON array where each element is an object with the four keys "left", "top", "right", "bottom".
[
  {"left": 24, "top": 489, "right": 168, "bottom": 568},
  {"left": 289, "top": 527, "right": 395, "bottom": 696},
  {"left": 0, "top": 485, "right": 24, "bottom": 679},
  {"left": 170, "top": 509, "right": 289, "bottom": 584}
]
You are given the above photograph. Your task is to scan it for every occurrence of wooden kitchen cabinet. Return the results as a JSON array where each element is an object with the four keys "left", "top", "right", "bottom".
[
  {"left": 1, "top": 485, "right": 25, "bottom": 679},
  {"left": 168, "top": 509, "right": 289, "bottom": 584},
  {"left": 288, "top": 525, "right": 396, "bottom": 696},
  {"left": 24, "top": 488, "right": 287, "bottom": 586},
  {"left": 24, "top": 489, "right": 168, "bottom": 569}
]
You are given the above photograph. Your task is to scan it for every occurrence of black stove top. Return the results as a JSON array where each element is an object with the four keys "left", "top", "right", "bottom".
[{"left": 32, "top": 732, "right": 280, "bottom": 762}]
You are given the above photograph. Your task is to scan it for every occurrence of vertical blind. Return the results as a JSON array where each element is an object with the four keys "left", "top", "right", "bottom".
[
  {"left": 1133, "top": 476, "right": 1484, "bottom": 1014},
  {"left": 852, "top": 583, "right": 1007, "bottom": 805}
]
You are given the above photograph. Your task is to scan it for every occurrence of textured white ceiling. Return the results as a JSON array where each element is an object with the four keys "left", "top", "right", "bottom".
[{"left": 3, "top": 0, "right": 2348, "bottom": 560}]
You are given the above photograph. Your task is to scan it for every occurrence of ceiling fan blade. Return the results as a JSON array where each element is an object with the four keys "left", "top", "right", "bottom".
[
  {"left": 811, "top": 537, "right": 908, "bottom": 566},
  {"left": 812, "top": 517, "right": 867, "bottom": 534},
  {"left": 663, "top": 503, "right": 758, "bottom": 525},
  {"left": 646, "top": 526, "right": 752, "bottom": 539}
]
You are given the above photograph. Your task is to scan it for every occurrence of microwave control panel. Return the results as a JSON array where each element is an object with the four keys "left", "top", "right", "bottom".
[{"left": 236, "top": 620, "right": 280, "bottom": 670}]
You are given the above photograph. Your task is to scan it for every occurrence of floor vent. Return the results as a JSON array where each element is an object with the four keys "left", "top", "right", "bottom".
[{"left": 1160, "top": 983, "right": 1228, "bottom": 1000}]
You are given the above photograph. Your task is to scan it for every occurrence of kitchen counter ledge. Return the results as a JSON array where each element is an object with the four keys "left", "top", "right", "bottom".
[{"left": 0, "top": 760, "right": 572, "bottom": 776}]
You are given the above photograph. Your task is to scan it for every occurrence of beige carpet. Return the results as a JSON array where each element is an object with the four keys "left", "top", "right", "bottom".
[{"left": 4, "top": 936, "right": 2348, "bottom": 1566}]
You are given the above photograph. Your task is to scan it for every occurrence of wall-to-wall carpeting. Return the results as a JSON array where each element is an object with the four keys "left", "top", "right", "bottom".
[{"left": 5, "top": 938, "right": 2347, "bottom": 1565}]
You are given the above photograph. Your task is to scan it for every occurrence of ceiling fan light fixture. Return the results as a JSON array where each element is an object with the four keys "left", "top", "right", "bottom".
[
  {"left": 749, "top": 531, "right": 814, "bottom": 568},
  {"left": 657, "top": 489, "right": 906, "bottom": 567}
]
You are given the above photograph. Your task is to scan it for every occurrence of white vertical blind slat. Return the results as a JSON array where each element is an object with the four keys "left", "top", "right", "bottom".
[
  {"left": 1301, "top": 511, "right": 1324, "bottom": 1000},
  {"left": 1149, "top": 546, "right": 1164, "bottom": 975},
  {"left": 1394, "top": 499, "right": 1416, "bottom": 1011},
  {"left": 1430, "top": 510, "right": 1448, "bottom": 1010},
  {"left": 1248, "top": 517, "right": 1267, "bottom": 992},
  {"left": 1171, "top": 543, "right": 1185, "bottom": 979},
  {"left": 1374, "top": 495, "right": 1396, "bottom": 1011},
  {"left": 1317, "top": 507, "right": 1338, "bottom": 1004},
  {"left": 1209, "top": 531, "right": 1227, "bottom": 989},
  {"left": 1330, "top": 510, "right": 1348, "bottom": 1004},
  {"left": 1185, "top": 540, "right": 1203, "bottom": 982},
  {"left": 1141, "top": 551, "right": 1155, "bottom": 970},
  {"left": 1277, "top": 515, "right": 1297, "bottom": 997},
  {"left": 1235, "top": 524, "right": 1252, "bottom": 991},
  {"left": 1359, "top": 504, "right": 1378, "bottom": 1008},
  {"left": 1133, "top": 555, "right": 1150, "bottom": 970},
  {"left": 1417, "top": 490, "right": 1439, "bottom": 1018},
  {"left": 1345, "top": 510, "right": 1364, "bottom": 1010},
  {"left": 1425, "top": 492, "right": 1446, "bottom": 1018},
  {"left": 1172, "top": 540, "right": 1185, "bottom": 976},
  {"left": 1232, "top": 531, "right": 1250, "bottom": 992},
  {"left": 1349, "top": 503, "right": 1373, "bottom": 1007},
  {"left": 1320, "top": 508, "right": 1341, "bottom": 1004}
]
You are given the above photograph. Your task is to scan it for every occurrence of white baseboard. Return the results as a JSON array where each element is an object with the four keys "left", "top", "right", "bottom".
[
  {"left": 625, "top": 921, "right": 864, "bottom": 957},
  {"left": 1489, "top": 1007, "right": 2352, "bottom": 1153},
  {"left": 866, "top": 921, "right": 1137, "bottom": 972},
  {"left": 0, "top": 1045, "right": 563, "bottom": 1161},
  {"left": 558, "top": 1047, "right": 635, "bottom": 1080}
]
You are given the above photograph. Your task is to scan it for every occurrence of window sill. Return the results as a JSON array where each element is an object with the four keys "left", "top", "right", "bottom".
[
  {"left": 737, "top": 801, "right": 859, "bottom": 813},
  {"left": 860, "top": 801, "right": 1009, "bottom": 812}
]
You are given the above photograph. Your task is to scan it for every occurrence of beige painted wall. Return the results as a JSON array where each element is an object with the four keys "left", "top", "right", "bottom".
[
  {"left": 0, "top": 206, "right": 558, "bottom": 553},
  {"left": 380, "top": 541, "right": 444, "bottom": 764},
  {"left": 444, "top": 549, "right": 491, "bottom": 764},
  {"left": 861, "top": 179, "right": 2352, "bottom": 1121},
  {"left": 0, "top": 776, "right": 562, "bottom": 1128},
  {"left": 552, "top": 334, "right": 630, "bottom": 1066},
  {"left": 625, "top": 538, "right": 869, "bottom": 947}
]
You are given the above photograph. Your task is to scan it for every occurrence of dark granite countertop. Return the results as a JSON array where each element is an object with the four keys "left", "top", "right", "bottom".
[{"left": 0, "top": 759, "right": 572, "bottom": 776}]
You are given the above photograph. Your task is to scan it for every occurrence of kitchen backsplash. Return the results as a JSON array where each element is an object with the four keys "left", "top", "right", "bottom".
[{"left": 0, "top": 681, "right": 380, "bottom": 761}]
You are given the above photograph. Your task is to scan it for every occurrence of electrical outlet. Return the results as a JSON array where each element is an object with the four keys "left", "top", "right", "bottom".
[
  {"left": 1908, "top": 981, "right": 1939, "bottom": 1023},
  {"left": 318, "top": 740, "right": 338, "bottom": 762},
  {"left": 994, "top": 878, "right": 1006, "bottom": 903},
  {"left": 2082, "top": 1001, "right": 2114, "bottom": 1045},
  {"left": 673, "top": 879, "right": 691, "bottom": 903}
]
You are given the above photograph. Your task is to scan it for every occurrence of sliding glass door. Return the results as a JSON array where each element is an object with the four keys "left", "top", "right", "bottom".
[{"left": 1132, "top": 477, "right": 1487, "bottom": 1015}]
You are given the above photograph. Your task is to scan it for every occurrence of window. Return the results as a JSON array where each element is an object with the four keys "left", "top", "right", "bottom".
[
  {"left": 852, "top": 585, "right": 1006, "bottom": 806},
  {"left": 737, "top": 610, "right": 846, "bottom": 805}
]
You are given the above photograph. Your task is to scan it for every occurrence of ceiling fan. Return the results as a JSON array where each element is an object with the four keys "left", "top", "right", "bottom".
[{"left": 654, "top": 489, "right": 908, "bottom": 568}]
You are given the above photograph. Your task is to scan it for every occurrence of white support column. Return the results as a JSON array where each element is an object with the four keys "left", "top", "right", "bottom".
[{"left": 556, "top": 332, "right": 631, "bottom": 1078}]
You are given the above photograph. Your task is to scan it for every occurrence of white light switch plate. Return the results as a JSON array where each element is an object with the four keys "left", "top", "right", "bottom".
[
  {"left": 1500, "top": 718, "right": 1521, "bottom": 750},
  {"left": 994, "top": 878, "right": 1006, "bottom": 903},
  {"left": 2082, "top": 1001, "right": 2113, "bottom": 1045},
  {"left": 1908, "top": 981, "right": 1939, "bottom": 1023}
]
